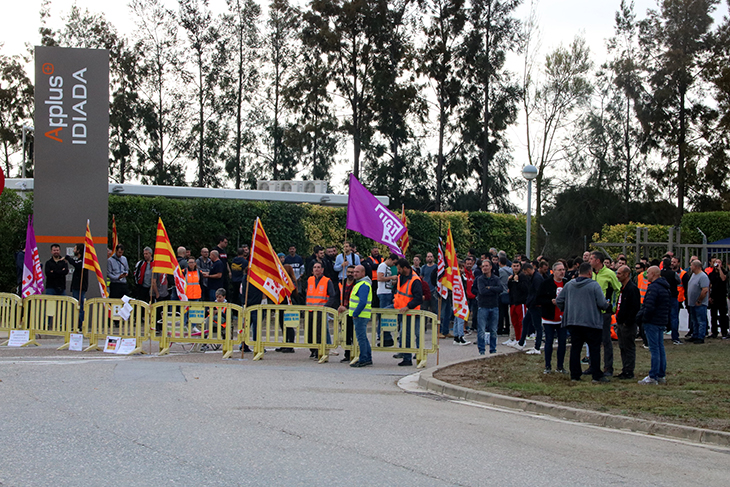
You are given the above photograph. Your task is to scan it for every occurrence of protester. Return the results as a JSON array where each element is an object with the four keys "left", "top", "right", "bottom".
[
  {"left": 506, "top": 261, "right": 528, "bottom": 347},
  {"left": 635, "top": 266, "right": 670, "bottom": 385},
  {"left": 394, "top": 258, "right": 423, "bottom": 366},
  {"left": 556, "top": 262, "right": 612, "bottom": 383},
  {"left": 589, "top": 251, "right": 621, "bottom": 377},
  {"left": 349, "top": 265, "right": 374, "bottom": 367},
  {"left": 476, "top": 259, "right": 501, "bottom": 355},
  {"left": 538, "top": 262, "right": 567, "bottom": 374},
  {"left": 686, "top": 260, "right": 710, "bottom": 344},
  {"left": 107, "top": 244, "right": 129, "bottom": 298},
  {"left": 615, "top": 265, "right": 641, "bottom": 380}
]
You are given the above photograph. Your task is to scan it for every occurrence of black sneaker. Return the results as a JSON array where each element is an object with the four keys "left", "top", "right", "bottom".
[
  {"left": 397, "top": 359, "right": 413, "bottom": 366},
  {"left": 350, "top": 361, "right": 372, "bottom": 368},
  {"left": 616, "top": 372, "right": 634, "bottom": 380},
  {"left": 592, "top": 376, "right": 611, "bottom": 384}
]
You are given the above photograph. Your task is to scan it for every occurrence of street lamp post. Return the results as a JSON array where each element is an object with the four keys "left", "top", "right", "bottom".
[
  {"left": 22, "top": 125, "right": 33, "bottom": 179},
  {"left": 522, "top": 165, "right": 538, "bottom": 260}
]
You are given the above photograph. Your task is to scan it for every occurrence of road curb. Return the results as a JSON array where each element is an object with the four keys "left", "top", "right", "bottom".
[{"left": 417, "top": 358, "right": 730, "bottom": 448}]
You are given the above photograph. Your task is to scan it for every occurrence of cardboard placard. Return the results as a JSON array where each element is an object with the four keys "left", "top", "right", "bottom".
[
  {"left": 283, "top": 311, "right": 300, "bottom": 328},
  {"left": 381, "top": 316, "right": 398, "bottom": 332}
]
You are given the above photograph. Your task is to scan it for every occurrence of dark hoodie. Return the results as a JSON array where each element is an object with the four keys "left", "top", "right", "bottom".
[{"left": 637, "top": 277, "right": 671, "bottom": 327}]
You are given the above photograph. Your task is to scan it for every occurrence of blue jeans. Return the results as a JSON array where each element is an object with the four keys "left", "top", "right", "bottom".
[
  {"left": 691, "top": 305, "right": 708, "bottom": 340},
  {"left": 669, "top": 299, "right": 679, "bottom": 341},
  {"left": 477, "top": 307, "right": 498, "bottom": 354},
  {"left": 440, "top": 298, "right": 453, "bottom": 335},
  {"left": 644, "top": 323, "right": 667, "bottom": 379},
  {"left": 72, "top": 290, "right": 86, "bottom": 330},
  {"left": 398, "top": 314, "right": 420, "bottom": 363},
  {"left": 543, "top": 323, "right": 567, "bottom": 370},
  {"left": 453, "top": 317, "right": 465, "bottom": 337},
  {"left": 354, "top": 316, "right": 372, "bottom": 363}
]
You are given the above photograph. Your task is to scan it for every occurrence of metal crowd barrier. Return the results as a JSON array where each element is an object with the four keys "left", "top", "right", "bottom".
[
  {"left": 242, "top": 304, "right": 339, "bottom": 363},
  {"left": 347, "top": 308, "right": 438, "bottom": 368},
  {"left": 151, "top": 301, "right": 244, "bottom": 359},
  {"left": 83, "top": 298, "right": 151, "bottom": 354},
  {"left": 22, "top": 294, "right": 79, "bottom": 349},
  {"left": 0, "top": 293, "right": 24, "bottom": 346}
]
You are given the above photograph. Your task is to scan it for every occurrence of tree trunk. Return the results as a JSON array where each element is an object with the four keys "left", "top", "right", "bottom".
[
  {"left": 437, "top": 97, "right": 445, "bottom": 212},
  {"left": 198, "top": 51, "right": 204, "bottom": 187},
  {"left": 235, "top": 20, "right": 243, "bottom": 189},
  {"left": 677, "top": 88, "right": 686, "bottom": 222},
  {"left": 624, "top": 96, "right": 631, "bottom": 221}
]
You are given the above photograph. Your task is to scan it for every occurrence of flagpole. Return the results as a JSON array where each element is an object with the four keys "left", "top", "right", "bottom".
[
  {"left": 79, "top": 223, "right": 87, "bottom": 329},
  {"left": 241, "top": 218, "right": 256, "bottom": 359}
]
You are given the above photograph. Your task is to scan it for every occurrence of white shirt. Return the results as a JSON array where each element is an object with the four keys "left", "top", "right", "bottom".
[{"left": 377, "top": 262, "right": 392, "bottom": 295}]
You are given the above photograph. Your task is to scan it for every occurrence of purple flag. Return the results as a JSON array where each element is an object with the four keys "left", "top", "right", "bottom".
[
  {"left": 21, "top": 215, "right": 44, "bottom": 297},
  {"left": 346, "top": 174, "right": 406, "bottom": 256}
]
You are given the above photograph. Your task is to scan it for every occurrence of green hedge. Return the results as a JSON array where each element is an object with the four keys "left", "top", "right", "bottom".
[
  {"left": 0, "top": 191, "right": 528, "bottom": 293},
  {"left": 680, "top": 212, "right": 730, "bottom": 244},
  {"left": 108, "top": 196, "right": 527, "bottom": 262}
]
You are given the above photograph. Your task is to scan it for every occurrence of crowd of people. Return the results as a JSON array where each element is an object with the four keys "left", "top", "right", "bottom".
[{"left": 26, "top": 237, "right": 728, "bottom": 378}]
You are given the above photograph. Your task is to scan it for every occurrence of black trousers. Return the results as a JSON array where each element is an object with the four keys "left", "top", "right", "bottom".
[
  {"left": 616, "top": 322, "right": 637, "bottom": 376},
  {"left": 710, "top": 297, "right": 729, "bottom": 336},
  {"left": 569, "top": 326, "right": 603, "bottom": 381}
]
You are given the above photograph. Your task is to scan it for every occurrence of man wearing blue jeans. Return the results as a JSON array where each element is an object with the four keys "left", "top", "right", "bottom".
[
  {"left": 349, "top": 265, "right": 373, "bottom": 367},
  {"left": 476, "top": 260, "right": 501, "bottom": 354},
  {"left": 687, "top": 260, "right": 710, "bottom": 344},
  {"left": 636, "top": 266, "right": 670, "bottom": 385}
]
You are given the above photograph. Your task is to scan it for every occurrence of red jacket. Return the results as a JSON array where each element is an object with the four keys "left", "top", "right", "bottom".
[{"left": 464, "top": 268, "right": 476, "bottom": 300}]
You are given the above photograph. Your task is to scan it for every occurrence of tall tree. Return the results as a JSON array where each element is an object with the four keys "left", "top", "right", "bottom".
[
  {"left": 282, "top": 36, "right": 340, "bottom": 182},
  {"left": 221, "top": 0, "right": 261, "bottom": 188},
  {"left": 637, "top": 0, "right": 719, "bottom": 220},
  {"left": 418, "top": 0, "right": 465, "bottom": 211},
  {"left": 524, "top": 36, "right": 592, "bottom": 246},
  {"left": 0, "top": 51, "right": 33, "bottom": 177},
  {"left": 131, "top": 0, "right": 187, "bottom": 186},
  {"left": 303, "top": 0, "right": 380, "bottom": 180},
  {"left": 265, "top": 0, "right": 299, "bottom": 180},
  {"left": 457, "top": 0, "right": 522, "bottom": 212},
  {"left": 179, "top": 0, "right": 224, "bottom": 187}
]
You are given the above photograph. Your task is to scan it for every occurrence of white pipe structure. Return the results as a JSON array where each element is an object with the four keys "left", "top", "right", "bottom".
[
  {"left": 522, "top": 165, "right": 538, "bottom": 260},
  {"left": 21, "top": 126, "right": 33, "bottom": 179},
  {"left": 5, "top": 179, "right": 389, "bottom": 207}
]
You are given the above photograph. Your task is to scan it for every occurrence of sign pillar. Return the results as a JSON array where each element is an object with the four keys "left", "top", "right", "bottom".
[{"left": 34, "top": 47, "right": 110, "bottom": 297}]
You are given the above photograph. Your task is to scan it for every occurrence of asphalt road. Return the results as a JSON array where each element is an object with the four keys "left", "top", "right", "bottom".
[{"left": 1, "top": 334, "right": 727, "bottom": 487}]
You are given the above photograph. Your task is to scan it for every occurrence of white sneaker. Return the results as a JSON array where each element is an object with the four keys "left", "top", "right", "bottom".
[
  {"left": 638, "top": 375, "right": 658, "bottom": 385},
  {"left": 526, "top": 348, "right": 541, "bottom": 355},
  {"left": 502, "top": 339, "right": 512, "bottom": 346},
  {"left": 453, "top": 339, "right": 461, "bottom": 345},
  {"left": 512, "top": 342, "right": 524, "bottom": 350},
  {"left": 459, "top": 339, "right": 472, "bottom": 346}
]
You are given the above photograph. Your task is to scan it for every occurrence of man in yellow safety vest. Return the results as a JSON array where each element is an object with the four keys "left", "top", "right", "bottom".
[{"left": 349, "top": 265, "right": 373, "bottom": 367}]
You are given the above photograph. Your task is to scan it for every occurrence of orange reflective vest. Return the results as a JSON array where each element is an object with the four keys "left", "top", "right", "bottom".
[
  {"left": 366, "top": 256, "right": 382, "bottom": 281},
  {"left": 185, "top": 269, "right": 202, "bottom": 300},
  {"left": 306, "top": 276, "right": 330, "bottom": 306},
  {"left": 394, "top": 272, "right": 421, "bottom": 310},
  {"left": 677, "top": 269, "right": 687, "bottom": 302},
  {"left": 637, "top": 273, "right": 648, "bottom": 304}
]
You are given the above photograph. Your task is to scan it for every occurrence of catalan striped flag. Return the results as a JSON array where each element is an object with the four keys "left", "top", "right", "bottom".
[
  {"left": 83, "top": 220, "right": 108, "bottom": 297},
  {"left": 152, "top": 218, "right": 187, "bottom": 301},
  {"left": 397, "top": 205, "right": 409, "bottom": 255},
  {"left": 248, "top": 217, "right": 295, "bottom": 303},
  {"left": 446, "top": 227, "right": 469, "bottom": 320},
  {"left": 112, "top": 215, "right": 118, "bottom": 251}
]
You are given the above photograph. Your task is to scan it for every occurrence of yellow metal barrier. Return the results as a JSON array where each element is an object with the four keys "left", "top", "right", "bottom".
[
  {"left": 0, "top": 293, "right": 23, "bottom": 346},
  {"left": 151, "top": 301, "right": 244, "bottom": 359},
  {"left": 23, "top": 294, "right": 79, "bottom": 350},
  {"left": 242, "top": 304, "right": 339, "bottom": 363},
  {"left": 345, "top": 308, "right": 438, "bottom": 368},
  {"left": 83, "top": 298, "right": 151, "bottom": 354}
]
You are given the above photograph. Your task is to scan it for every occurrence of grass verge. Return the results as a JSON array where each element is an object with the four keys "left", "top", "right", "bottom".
[{"left": 434, "top": 338, "right": 730, "bottom": 431}]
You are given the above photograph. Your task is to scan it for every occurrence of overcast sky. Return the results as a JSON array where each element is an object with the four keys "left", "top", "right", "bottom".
[{"left": 2, "top": 0, "right": 728, "bottom": 209}]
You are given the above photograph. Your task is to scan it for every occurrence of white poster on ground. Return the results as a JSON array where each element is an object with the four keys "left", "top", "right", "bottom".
[
  {"left": 104, "top": 336, "right": 120, "bottom": 353},
  {"left": 115, "top": 338, "right": 136, "bottom": 355},
  {"left": 69, "top": 333, "right": 83, "bottom": 351},
  {"left": 7, "top": 330, "right": 30, "bottom": 347}
]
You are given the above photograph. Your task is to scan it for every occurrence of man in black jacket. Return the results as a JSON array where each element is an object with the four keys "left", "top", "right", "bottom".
[
  {"left": 636, "top": 266, "right": 671, "bottom": 385},
  {"left": 517, "top": 263, "right": 543, "bottom": 354},
  {"left": 660, "top": 257, "right": 681, "bottom": 343},
  {"left": 537, "top": 262, "right": 568, "bottom": 373},
  {"left": 615, "top": 265, "right": 641, "bottom": 379}
]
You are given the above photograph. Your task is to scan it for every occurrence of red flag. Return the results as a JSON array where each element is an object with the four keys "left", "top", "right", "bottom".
[
  {"left": 112, "top": 215, "right": 118, "bottom": 251},
  {"left": 436, "top": 237, "right": 448, "bottom": 298},
  {"left": 248, "top": 217, "right": 295, "bottom": 303},
  {"left": 152, "top": 217, "right": 187, "bottom": 301},
  {"left": 397, "top": 205, "right": 409, "bottom": 254},
  {"left": 83, "top": 220, "right": 108, "bottom": 297}
]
